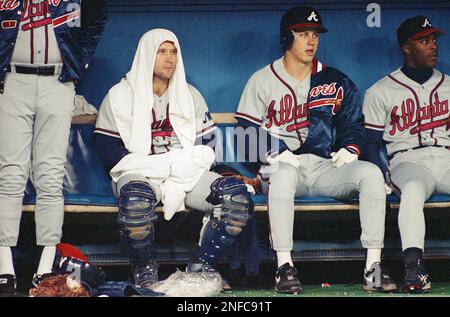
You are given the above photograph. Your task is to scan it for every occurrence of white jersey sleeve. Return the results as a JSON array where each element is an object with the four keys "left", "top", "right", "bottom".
[
  {"left": 235, "top": 72, "right": 266, "bottom": 125},
  {"left": 188, "top": 84, "right": 217, "bottom": 138},
  {"left": 94, "top": 93, "right": 121, "bottom": 138},
  {"left": 362, "top": 83, "right": 389, "bottom": 132}
]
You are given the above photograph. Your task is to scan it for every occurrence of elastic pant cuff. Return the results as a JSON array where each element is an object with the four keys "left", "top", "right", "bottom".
[
  {"left": 361, "top": 241, "right": 384, "bottom": 249},
  {"left": 36, "top": 240, "right": 61, "bottom": 246},
  {"left": 0, "top": 240, "right": 18, "bottom": 247}
]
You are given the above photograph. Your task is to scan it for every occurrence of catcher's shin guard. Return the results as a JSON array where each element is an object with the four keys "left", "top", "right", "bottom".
[
  {"left": 118, "top": 181, "right": 158, "bottom": 266},
  {"left": 193, "top": 177, "right": 252, "bottom": 267}
]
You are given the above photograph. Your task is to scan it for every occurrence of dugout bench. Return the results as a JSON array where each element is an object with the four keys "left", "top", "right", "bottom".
[{"left": 20, "top": 114, "right": 450, "bottom": 266}]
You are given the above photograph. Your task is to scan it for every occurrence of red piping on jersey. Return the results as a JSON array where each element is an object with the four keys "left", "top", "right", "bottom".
[
  {"left": 30, "top": 14, "right": 34, "bottom": 64},
  {"left": 235, "top": 112, "right": 262, "bottom": 124},
  {"left": 365, "top": 123, "right": 385, "bottom": 130},
  {"left": 44, "top": 23, "right": 49, "bottom": 64},
  {"left": 428, "top": 73, "right": 445, "bottom": 145},
  {"left": 196, "top": 124, "right": 217, "bottom": 136},
  {"left": 151, "top": 108, "right": 156, "bottom": 123},
  {"left": 94, "top": 128, "right": 120, "bottom": 137},
  {"left": 388, "top": 74, "right": 423, "bottom": 146},
  {"left": 270, "top": 63, "right": 304, "bottom": 145}
]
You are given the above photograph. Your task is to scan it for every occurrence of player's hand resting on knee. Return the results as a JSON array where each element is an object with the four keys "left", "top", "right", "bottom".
[{"left": 330, "top": 148, "right": 358, "bottom": 168}]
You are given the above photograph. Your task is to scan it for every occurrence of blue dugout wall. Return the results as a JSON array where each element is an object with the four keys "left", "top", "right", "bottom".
[{"left": 77, "top": 0, "right": 450, "bottom": 112}]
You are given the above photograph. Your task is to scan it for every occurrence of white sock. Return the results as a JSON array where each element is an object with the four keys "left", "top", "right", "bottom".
[
  {"left": 0, "top": 246, "right": 15, "bottom": 275},
  {"left": 276, "top": 251, "right": 293, "bottom": 268},
  {"left": 365, "top": 248, "right": 382, "bottom": 271},
  {"left": 37, "top": 246, "right": 56, "bottom": 275}
]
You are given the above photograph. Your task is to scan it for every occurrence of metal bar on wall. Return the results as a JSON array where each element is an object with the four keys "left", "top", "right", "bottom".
[{"left": 106, "top": 0, "right": 450, "bottom": 13}]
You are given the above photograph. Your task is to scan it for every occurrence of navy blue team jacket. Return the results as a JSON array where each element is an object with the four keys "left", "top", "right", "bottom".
[{"left": 0, "top": 0, "right": 107, "bottom": 93}]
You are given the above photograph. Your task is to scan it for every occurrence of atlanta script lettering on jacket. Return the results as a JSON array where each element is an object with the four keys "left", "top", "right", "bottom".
[{"left": 0, "top": 0, "right": 20, "bottom": 11}]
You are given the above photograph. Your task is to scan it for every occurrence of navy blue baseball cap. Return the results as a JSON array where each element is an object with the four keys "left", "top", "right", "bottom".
[
  {"left": 281, "top": 6, "right": 328, "bottom": 34},
  {"left": 397, "top": 16, "right": 445, "bottom": 46}
]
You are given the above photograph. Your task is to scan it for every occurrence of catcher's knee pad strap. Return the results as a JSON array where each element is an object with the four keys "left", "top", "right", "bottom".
[
  {"left": 118, "top": 181, "right": 157, "bottom": 241},
  {"left": 119, "top": 224, "right": 155, "bottom": 266},
  {"left": 221, "top": 208, "right": 250, "bottom": 236}
]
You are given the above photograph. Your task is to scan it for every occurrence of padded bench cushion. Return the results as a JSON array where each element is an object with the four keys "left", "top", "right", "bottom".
[{"left": 22, "top": 123, "right": 450, "bottom": 210}]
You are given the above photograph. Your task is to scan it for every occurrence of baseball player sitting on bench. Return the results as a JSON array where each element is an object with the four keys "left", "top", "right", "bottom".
[
  {"left": 94, "top": 29, "right": 253, "bottom": 289},
  {"left": 0, "top": 0, "right": 107, "bottom": 295},
  {"left": 235, "top": 5, "right": 397, "bottom": 294},
  {"left": 363, "top": 16, "right": 448, "bottom": 293}
]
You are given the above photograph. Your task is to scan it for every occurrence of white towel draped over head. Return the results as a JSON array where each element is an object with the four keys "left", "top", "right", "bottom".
[{"left": 108, "top": 28, "right": 196, "bottom": 154}]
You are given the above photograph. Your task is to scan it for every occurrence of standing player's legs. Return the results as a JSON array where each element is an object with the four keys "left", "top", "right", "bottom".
[
  {"left": 0, "top": 72, "right": 35, "bottom": 293},
  {"left": 267, "top": 162, "right": 306, "bottom": 294},
  {"left": 31, "top": 76, "right": 74, "bottom": 277},
  {"left": 311, "top": 159, "right": 396, "bottom": 291},
  {"left": 184, "top": 171, "right": 251, "bottom": 271},
  {"left": 389, "top": 158, "right": 436, "bottom": 293}
]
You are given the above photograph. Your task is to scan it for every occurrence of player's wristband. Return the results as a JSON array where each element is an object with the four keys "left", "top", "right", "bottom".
[{"left": 345, "top": 144, "right": 361, "bottom": 156}]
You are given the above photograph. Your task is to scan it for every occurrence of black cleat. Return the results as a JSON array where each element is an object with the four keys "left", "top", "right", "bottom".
[
  {"left": 0, "top": 274, "right": 17, "bottom": 296},
  {"left": 363, "top": 262, "right": 397, "bottom": 293},
  {"left": 403, "top": 259, "right": 431, "bottom": 294},
  {"left": 275, "top": 263, "right": 303, "bottom": 294},
  {"left": 132, "top": 261, "right": 159, "bottom": 289}
]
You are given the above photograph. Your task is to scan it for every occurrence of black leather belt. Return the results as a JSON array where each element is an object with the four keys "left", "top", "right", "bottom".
[
  {"left": 389, "top": 145, "right": 450, "bottom": 160},
  {"left": 6, "top": 64, "right": 56, "bottom": 76}
]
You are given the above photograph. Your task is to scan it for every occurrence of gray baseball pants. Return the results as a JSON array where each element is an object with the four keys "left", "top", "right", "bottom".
[
  {"left": 266, "top": 154, "right": 387, "bottom": 251},
  {"left": 0, "top": 72, "right": 74, "bottom": 246},
  {"left": 114, "top": 171, "right": 222, "bottom": 213},
  {"left": 388, "top": 147, "right": 450, "bottom": 251}
]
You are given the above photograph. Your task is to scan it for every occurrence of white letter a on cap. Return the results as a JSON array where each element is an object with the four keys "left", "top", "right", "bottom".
[
  {"left": 422, "top": 18, "right": 431, "bottom": 27},
  {"left": 307, "top": 12, "right": 318, "bottom": 22}
]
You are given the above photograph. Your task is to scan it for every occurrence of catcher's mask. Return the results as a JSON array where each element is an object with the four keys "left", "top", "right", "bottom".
[{"left": 54, "top": 243, "right": 106, "bottom": 293}]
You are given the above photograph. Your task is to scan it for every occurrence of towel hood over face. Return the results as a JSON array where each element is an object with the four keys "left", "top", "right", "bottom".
[{"left": 109, "top": 28, "right": 196, "bottom": 154}]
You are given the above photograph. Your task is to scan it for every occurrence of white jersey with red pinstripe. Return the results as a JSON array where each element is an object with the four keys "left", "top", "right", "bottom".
[
  {"left": 363, "top": 68, "right": 450, "bottom": 157},
  {"left": 10, "top": 0, "right": 62, "bottom": 65},
  {"left": 94, "top": 84, "right": 216, "bottom": 155}
]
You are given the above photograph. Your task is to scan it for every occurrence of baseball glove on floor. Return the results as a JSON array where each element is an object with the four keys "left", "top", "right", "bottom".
[{"left": 29, "top": 274, "right": 90, "bottom": 297}]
